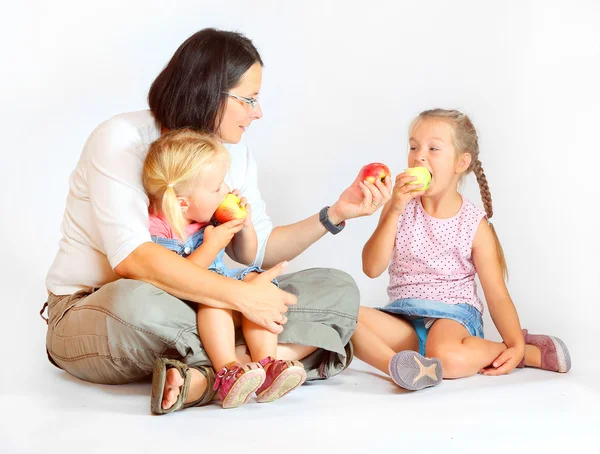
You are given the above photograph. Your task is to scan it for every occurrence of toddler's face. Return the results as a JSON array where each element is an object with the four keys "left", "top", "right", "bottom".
[{"left": 185, "top": 158, "right": 230, "bottom": 224}]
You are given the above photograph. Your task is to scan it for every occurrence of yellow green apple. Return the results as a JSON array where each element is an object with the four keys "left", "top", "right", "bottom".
[{"left": 405, "top": 166, "right": 431, "bottom": 191}]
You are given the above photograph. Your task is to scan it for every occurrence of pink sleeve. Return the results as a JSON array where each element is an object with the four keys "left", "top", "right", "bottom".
[{"left": 148, "top": 214, "right": 174, "bottom": 238}]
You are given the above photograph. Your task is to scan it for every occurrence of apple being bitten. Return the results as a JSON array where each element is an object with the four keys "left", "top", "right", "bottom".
[
  {"left": 360, "top": 162, "right": 391, "bottom": 184},
  {"left": 405, "top": 166, "right": 431, "bottom": 191},
  {"left": 214, "top": 193, "right": 247, "bottom": 224}
]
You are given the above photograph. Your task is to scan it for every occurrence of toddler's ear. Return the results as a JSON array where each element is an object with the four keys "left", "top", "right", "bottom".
[
  {"left": 456, "top": 152, "right": 472, "bottom": 173},
  {"left": 177, "top": 196, "right": 190, "bottom": 213}
]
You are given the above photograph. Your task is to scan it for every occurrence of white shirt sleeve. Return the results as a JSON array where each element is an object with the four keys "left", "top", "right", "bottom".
[
  {"left": 85, "top": 119, "right": 152, "bottom": 269},
  {"left": 236, "top": 146, "right": 273, "bottom": 267}
]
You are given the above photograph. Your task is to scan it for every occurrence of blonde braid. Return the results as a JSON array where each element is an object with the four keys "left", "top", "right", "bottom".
[
  {"left": 472, "top": 159, "right": 508, "bottom": 280},
  {"left": 472, "top": 159, "right": 493, "bottom": 220}
]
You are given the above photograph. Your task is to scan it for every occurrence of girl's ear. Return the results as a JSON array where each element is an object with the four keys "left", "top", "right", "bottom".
[
  {"left": 177, "top": 196, "right": 190, "bottom": 213},
  {"left": 456, "top": 152, "right": 472, "bottom": 174}
]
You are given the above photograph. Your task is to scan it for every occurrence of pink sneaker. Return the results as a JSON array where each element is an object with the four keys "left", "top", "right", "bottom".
[
  {"left": 214, "top": 361, "right": 266, "bottom": 409},
  {"left": 517, "top": 329, "right": 571, "bottom": 373},
  {"left": 255, "top": 357, "right": 307, "bottom": 403}
]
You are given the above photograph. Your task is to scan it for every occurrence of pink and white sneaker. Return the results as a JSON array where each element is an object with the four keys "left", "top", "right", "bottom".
[
  {"left": 517, "top": 329, "right": 572, "bottom": 373},
  {"left": 255, "top": 357, "right": 307, "bottom": 403},
  {"left": 214, "top": 361, "right": 266, "bottom": 409}
]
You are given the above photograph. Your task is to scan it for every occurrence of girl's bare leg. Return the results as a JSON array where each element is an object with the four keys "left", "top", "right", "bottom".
[
  {"left": 426, "top": 319, "right": 506, "bottom": 378},
  {"left": 351, "top": 306, "right": 419, "bottom": 375}
]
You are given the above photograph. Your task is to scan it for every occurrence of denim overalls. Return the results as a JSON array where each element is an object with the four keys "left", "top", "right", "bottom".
[{"left": 151, "top": 227, "right": 268, "bottom": 282}]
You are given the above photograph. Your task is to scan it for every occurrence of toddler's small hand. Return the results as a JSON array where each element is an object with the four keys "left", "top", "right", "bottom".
[
  {"left": 203, "top": 220, "right": 244, "bottom": 249},
  {"left": 230, "top": 189, "right": 252, "bottom": 226}
]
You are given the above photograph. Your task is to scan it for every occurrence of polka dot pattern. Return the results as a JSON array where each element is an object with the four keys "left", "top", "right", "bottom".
[{"left": 387, "top": 198, "right": 486, "bottom": 313}]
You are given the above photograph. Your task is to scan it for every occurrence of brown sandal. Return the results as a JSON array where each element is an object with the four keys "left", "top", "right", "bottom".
[{"left": 150, "top": 357, "right": 216, "bottom": 415}]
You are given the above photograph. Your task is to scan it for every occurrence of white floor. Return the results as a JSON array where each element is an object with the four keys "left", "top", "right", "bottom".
[{"left": 2, "top": 355, "right": 597, "bottom": 453}]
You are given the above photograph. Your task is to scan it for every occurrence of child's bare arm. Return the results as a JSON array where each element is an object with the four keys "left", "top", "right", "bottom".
[
  {"left": 227, "top": 222, "right": 258, "bottom": 265},
  {"left": 362, "top": 207, "right": 400, "bottom": 277},
  {"left": 187, "top": 241, "right": 224, "bottom": 268},
  {"left": 226, "top": 194, "right": 258, "bottom": 265},
  {"left": 188, "top": 220, "right": 243, "bottom": 267},
  {"left": 362, "top": 172, "right": 424, "bottom": 278},
  {"left": 472, "top": 219, "right": 525, "bottom": 373}
]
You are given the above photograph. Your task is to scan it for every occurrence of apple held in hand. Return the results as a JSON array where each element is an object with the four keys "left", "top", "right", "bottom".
[
  {"left": 405, "top": 166, "right": 432, "bottom": 191},
  {"left": 214, "top": 193, "right": 247, "bottom": 224},
  {"left": 360, "top": 162, "right": 391, "bottom": 184}
]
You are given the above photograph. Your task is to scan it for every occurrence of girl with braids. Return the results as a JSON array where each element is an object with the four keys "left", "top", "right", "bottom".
[{"left": 351, "top": 109, "right": 571, "bottom": 391}]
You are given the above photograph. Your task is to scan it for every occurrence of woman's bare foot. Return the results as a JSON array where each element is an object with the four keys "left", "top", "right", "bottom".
[{"left": 162, "top": 368, "right": 208, "bottom": 410}]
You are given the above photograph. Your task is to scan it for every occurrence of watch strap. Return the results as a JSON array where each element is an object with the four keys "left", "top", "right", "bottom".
[{"left": 319, "top": 206, "right": 346, "bottom": 235}]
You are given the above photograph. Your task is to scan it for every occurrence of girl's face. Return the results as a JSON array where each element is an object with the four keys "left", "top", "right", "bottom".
[
  {"left": 180, "top": 157, "right": 230, "bottom": 224},
  {"left": 408, "top": 118, "right": 470, "bottom": 196},
  {"left": 218, "top": 62, "right": 263, "bottom": 144}
]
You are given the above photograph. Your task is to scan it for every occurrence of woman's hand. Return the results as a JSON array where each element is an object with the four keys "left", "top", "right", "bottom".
[
  {"left": 328, "top": 166, "right": 393, "bottom": 224},
  {"left": 203, "top": 219, "right": 243, "bottom": 250},
  {"left": 387, "top": 171, "right": 426, "bottom": 215},
  {"left": 241, "top": 261, "right": 297, "bottom": 334},
  {"left": 480, "top": 344, "right": 526, "bottom": 376}
]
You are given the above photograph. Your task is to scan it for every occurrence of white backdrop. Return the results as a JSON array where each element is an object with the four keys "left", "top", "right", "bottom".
[{"left": 1, "top": 0, "right": 598, "bottom": 366}]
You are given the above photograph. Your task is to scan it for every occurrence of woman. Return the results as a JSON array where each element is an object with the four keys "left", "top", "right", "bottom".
[{"left": 42, "top": 28, "right": 391, "bottom": 414}]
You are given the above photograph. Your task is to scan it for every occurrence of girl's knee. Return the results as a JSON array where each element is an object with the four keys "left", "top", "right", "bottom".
[{"left": 426, "top": 344, "right": 469, "bottom": 378}]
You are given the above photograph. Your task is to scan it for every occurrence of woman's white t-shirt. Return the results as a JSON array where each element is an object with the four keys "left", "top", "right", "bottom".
[{"left": 46, "top": 110, "right": 273, "bottom": 295}]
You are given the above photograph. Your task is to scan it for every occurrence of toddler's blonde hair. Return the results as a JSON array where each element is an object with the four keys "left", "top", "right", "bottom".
[{"left": 143, "top": 129, "right": 230, "bottom": 240}]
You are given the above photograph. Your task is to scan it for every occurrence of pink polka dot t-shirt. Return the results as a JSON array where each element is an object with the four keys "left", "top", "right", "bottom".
[{"left": 387, "top": 197, "right": 487, "bottom": 313}]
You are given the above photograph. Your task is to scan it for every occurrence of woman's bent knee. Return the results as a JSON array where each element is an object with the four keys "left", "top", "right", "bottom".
[
  {"left": 97, "top": 279, "right": 192, "bottom": 328},
  {"left": 46, "top": 279, "right": 201, "bottom": 384}
]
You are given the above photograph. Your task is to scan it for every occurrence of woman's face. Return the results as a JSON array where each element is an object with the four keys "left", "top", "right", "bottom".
[{"left": 218, "top": 63, "right": 263, "bottom": 144}]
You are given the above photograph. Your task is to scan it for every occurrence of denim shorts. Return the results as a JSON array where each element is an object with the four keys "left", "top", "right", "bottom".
[{"left": 376, "top": 298, "right": 484, "bottom": 355}]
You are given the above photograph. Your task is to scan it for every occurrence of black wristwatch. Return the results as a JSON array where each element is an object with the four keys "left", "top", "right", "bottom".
[{"left": 319, "top": 206, "right": 346, "bottom": 235}]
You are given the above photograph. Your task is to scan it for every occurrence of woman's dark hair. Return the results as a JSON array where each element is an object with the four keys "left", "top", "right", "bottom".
[{"left": 148, "top": 28, "right": 263, "bottom": 133}]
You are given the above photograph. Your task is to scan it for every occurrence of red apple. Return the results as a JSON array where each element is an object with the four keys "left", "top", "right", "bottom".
[
  {"left": 360, "top": 162, "right": 390, "bottom": 184},
  {"left": 214, "top": 193, "right": 247, "bottom": 224}
]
